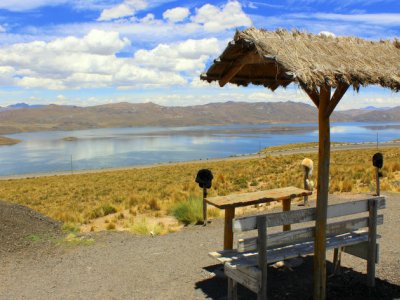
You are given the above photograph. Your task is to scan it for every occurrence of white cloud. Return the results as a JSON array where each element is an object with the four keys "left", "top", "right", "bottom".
[
  {"left": 0, "top": 0, "right": 67, "bottom": 11},
  {"left": 0, "top": 25, "right": 6, "bottom": 33},
  {"left": 191, "top": 1, "right": 252, "bottom": 32},
  {"left": 133, "top": 38, "right": 222, "bottom": 74},
  {"left": 319, "top": 31, "right": 336, "bottom": 37},
  {"left": 0, "top": 29, "right": 187, "bottom": 89},
  {"left": 305, "top": 13, "right": 400, "bottom": 26},
  {"left": 163, "top": 7, "right": 190, "bottom": 23},
  {"left": 98, "top": 0, "right": 147, "bottom": 21}
]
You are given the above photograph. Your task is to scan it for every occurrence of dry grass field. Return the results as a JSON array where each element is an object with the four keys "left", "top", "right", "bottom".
[{"left": 0, "top": 147, "right": 399, "bottom": 233}]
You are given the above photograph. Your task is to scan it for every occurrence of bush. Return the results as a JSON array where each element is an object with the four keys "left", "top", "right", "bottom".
[
  {"left": 171, "top": 197, "right": 203, "bottom": 225},
  {"left": 89, "top": 204, "right": 117, "bottom": 219}
]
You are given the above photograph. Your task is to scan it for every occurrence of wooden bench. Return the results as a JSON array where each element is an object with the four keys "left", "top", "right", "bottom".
[
  {"left": 209, "top": 196, "right": 385, "bottom": 300},
  {"left": 205, "top": 186, "right": 312, "bottom": 250}
]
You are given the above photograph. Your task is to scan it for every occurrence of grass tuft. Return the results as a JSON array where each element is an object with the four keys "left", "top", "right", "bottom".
[{"left": 171, "top": 197, "right": 204, "bottom": 225}]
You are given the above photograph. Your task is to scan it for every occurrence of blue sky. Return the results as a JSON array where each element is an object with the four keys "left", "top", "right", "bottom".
[{"left": 0, "top": 0, "right": 399, "bottom": 109}]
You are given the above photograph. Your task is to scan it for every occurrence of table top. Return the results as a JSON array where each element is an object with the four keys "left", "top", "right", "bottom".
[{"left": 205, "top": 186, "right": 312, "bottom": 209}]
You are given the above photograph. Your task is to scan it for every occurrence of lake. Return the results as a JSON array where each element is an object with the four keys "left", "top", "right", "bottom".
[{"left": 0, "top": 122, "right": 399, "bottom": 176}]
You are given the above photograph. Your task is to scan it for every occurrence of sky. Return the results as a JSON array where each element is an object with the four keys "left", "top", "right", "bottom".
[{"left": 0, "top": 0, "right": 399, "bottom": 110}]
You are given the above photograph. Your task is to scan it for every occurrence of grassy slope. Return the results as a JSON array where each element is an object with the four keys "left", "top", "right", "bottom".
[
  {"left": 0, "top": 136, "right": 21, "bottom": 145},
  {"left": 0, "top": 148, "right": 399, "bottom": 225}
]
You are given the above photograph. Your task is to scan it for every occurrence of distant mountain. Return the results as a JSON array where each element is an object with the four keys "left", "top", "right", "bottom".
[
  {"left": 0, "top": 101, "right": 398, "bottom": 134},
  {"left": 0, "top": 102, "right": 45, "bottom": 112},
  {"left": 351, "top": 106, "right": 400, "bottom": 122}
]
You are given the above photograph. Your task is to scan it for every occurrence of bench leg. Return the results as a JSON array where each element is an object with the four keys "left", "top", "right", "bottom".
[
  {"left": 333, "top": 247, "right": 342, "bottom": 275},
  {"left": 227, "top": 278, "right": 238, "bottom": 300}
]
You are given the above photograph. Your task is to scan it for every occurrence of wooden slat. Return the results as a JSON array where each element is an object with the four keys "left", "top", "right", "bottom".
[
  {"left": 233, "top": 196, "right": 385, "bottom": 232},
  {"left": 238, "top": 215, "right": 383, "bottom": 252},
  {"left": 225, "top": 263, "right": 259, "bottom": 294},
  {"left": 343, "top": 242, "right": 379, "bottom": 263},
  {"left": 367, "top": 198, "right": 378, "bottom": 287},
  {"left": 214, "top": 231, "right": 372, "bottom": 267},
  {"left": 206, "top": 186, "right": 311, "bottom": 209}
]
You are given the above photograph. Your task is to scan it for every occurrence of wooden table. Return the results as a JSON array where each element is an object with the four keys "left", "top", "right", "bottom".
[{"left": 205, "top": 186, "right": 312, "bottom": 250}]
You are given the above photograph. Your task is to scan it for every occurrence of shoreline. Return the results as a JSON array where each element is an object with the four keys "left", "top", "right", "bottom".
[{"left": 1, "top": 141, "right": 399, "bottom": 180}]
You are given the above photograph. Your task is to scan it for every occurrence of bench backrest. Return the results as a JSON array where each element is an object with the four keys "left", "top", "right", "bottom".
[{"left": 234, "top": 196, "right": 385, "bottom": 253}]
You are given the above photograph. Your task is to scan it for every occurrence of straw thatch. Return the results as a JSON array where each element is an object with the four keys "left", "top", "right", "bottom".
[{"left": 201, "top": 28, "right": 400, "bottom": 92}]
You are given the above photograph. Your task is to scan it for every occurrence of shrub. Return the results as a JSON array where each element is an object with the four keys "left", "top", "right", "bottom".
[
  {"left": 130, "top": 218, "right": 163, "bottom": 235},
  {"left": 89, "top": 204, "right": 117, "bottom": 219},
  {"left": 171, "top": 196, "right": 203, "bottom": 225}
]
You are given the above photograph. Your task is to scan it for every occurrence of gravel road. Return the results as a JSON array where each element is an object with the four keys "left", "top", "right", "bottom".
[{"left": 1, "top": 193, "right": 399, "bottom": 299}]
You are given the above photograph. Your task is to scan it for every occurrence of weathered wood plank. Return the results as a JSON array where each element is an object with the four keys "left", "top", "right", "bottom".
[
  {"left": 343, "top": 242, "right": 379, "bottom": 263},
  {"left": 206, "top": 186, "right": 311, "bottom": 209},
  {"left": 225, "top": 263, "right": 259, "bottom": 294},
  {"left": 257, "top": 217, "right": 267, "bottom": 300},
  {"left": 238, "top": 215, "right": 383, "bottom": 252},
  {"left": 227, "top": 277, "right": 238, "bottom": 300},
  {"left": 234, "top": 197, "right": 385, "bottom": 232},
  {"left": 367, "top": 199, "right": 378, "bottom": 287},
  {"left": 216, "top": 231, "right": 372, "bottom": 267}
]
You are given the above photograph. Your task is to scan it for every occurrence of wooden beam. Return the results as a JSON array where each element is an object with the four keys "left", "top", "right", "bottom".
[
  {"left": 326, "top": 83, "right": 350, "bottom": 117},
  {"left": 219, "top": 64, "right": 245, "bottom": 87},
  {"left": 314, "top": 84, "right": 331, "bottom": 300},
  {"left": 300, "top": 82, "right": 320, "bottom": 108},
  {"left": 219, "top": 52, "right": 263, "bottom": 87},
  {"left": 224, "top": 207, "right": 235, "bottom": 250}
]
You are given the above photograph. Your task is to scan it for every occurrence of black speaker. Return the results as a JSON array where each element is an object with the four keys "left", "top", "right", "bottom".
[
  {"left": 195, "top": 169, "right": 213, "bottom": 189},
  {"left": 372, "top": 153, "right": 383, "bottom": 169}
]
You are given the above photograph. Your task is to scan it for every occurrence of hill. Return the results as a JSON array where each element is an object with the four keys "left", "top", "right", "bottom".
[{"left": 0, "top": 101, "right": 398, "bottom": 134}]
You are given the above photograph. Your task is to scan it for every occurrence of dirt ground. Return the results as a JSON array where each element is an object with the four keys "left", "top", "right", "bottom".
[{"left": 1, "top": 192, "right": 399, "bottom": 300}]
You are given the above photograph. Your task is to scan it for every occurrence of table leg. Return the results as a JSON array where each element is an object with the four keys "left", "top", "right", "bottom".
[
  {"left": 282, "top": 199, "right": 291, "bottom": 231},
  {"left": 224, "top": 207, "right": 235, "bottom": 250}
]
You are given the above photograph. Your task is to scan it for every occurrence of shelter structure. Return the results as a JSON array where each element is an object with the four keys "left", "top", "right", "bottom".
[{"left": 200, "top": 28, "right": 400, "bottom": 300}]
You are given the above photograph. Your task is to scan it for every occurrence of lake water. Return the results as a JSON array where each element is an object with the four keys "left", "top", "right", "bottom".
[{"left": 0, "top": 122, "right": 399, "bottom": 176}]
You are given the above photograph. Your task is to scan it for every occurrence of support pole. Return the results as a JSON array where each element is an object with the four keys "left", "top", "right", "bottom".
[
  {"left": 203, "top": 187, "right": 208, "bottom": 224},
  {"left": 375, "top": 167, "right": 380, "bottom": 196},
  {"left": 314, "top": 84, "right": 331, "bottom": 300}
]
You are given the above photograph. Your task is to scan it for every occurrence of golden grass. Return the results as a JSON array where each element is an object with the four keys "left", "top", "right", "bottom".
[
  {"left": 0, "top": 136, "right": 21, "bottom": 145},
  {"left": 260, "top": 142, "right": 346, "bottom": 153},
  {"left": 0, "top": 147, "right": 399, "bottom": 228}
]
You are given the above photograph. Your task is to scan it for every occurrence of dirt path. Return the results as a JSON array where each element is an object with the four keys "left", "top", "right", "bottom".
[
  {"left": 1, "top": 141, "right": 399, "bottom": 180},
  {"left": 1, "top": 193, "right": 399, "bottom": 299}
]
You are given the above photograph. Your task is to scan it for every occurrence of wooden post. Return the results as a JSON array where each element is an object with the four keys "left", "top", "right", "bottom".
[
  {"left": 282, "top": 198, "right": 291, "bottom": 231},
  {"left": 203, "top": 187, "right": 208, "bottom": 224},
  {"left": 257, "top": 216, "right": 267, "bottom": 300},
  {"left": 314, "top": 84, "right": 331, "bottom": 300},
  {"left": 332, "top": 248, "right": 342, "bottom": 275},
  {"left": 227, "top": 278, "right": 238, "bottom": 300},
  {"left": 367, "top": 199, "right": 378, "bottom": 287},
  {"left": 224, "top": 207, "right": 235, "bottom": 250},
  {"left": 375, "top": 167, "right": 380, "bottom": 196},
  {"left": 303, "top": 172, "right": 309, "bottom": 206}
]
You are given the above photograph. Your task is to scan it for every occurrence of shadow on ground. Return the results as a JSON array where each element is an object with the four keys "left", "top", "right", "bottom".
[{"left": 196, "top": 257, "right": 400, "bottom": 300}]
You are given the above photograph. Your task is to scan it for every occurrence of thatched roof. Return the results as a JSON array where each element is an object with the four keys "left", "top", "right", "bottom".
[{"left": 201, "top": 28, "right": 400, "bottom": 92}]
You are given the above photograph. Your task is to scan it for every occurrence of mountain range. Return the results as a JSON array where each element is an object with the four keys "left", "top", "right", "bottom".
[{"left": 0, "top": 101, "right": 399, "bottom": 135}]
